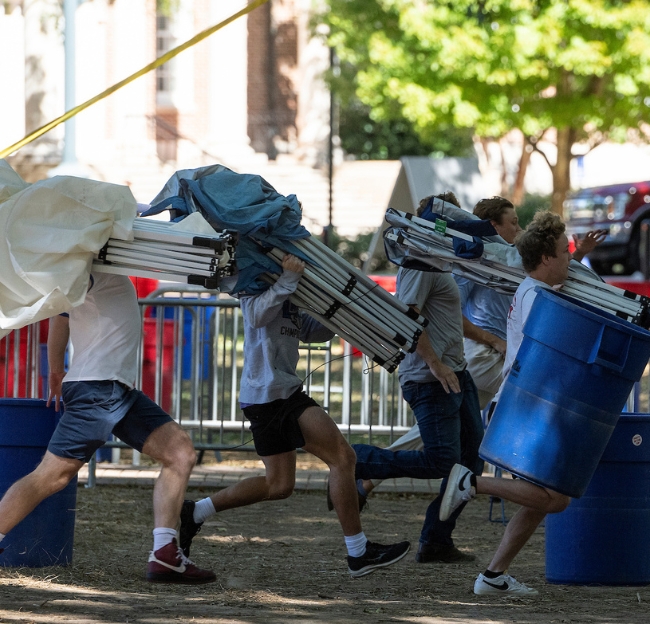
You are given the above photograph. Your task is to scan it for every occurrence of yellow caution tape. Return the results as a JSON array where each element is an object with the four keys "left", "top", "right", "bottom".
[{"left": 0, "top": 0, "right": 269, "bottom": 160}]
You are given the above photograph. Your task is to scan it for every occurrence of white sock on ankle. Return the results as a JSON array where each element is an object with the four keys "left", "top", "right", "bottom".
[
  {"left": 0, "top": 532, "right": 5, "bottom": 543},
  {"left": 344, "top": 532, "right": 368, "bottom": 558},
  {"left": 152, "top": 527, "right": 177, "bottom": 552},
  {"left": 193, "top": 497, "right": 216, "bottom": 524}
]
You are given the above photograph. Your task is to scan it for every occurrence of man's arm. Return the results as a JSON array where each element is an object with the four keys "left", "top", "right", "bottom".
[
  {"left": 411, "top": 306, "right": 461, "bottom": 394},
  {"left": 462, "top": 316, "right": 506, "bottom": 356},
  {"left": 243, "top": 255, "right": 304, "bottom": 328},
  {"left": 47, "top": 314, "right": 70, "bottom": 412}
]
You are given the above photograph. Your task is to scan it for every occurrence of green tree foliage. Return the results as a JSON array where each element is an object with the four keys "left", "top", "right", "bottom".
[
  {"left": 334, "top": 59, "right": 475, "bottom": 158},
  {"left": 339, "top": 95, "right": 475, "bottom": 159},
  {"left": 517, "top": 193, "right": 551, "bottom": 228},
  {"left": 317, "top": 0, "right": 650, "bottom": 213}
]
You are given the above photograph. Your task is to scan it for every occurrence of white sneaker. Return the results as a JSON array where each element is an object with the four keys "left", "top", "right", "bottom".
[
  {"left": 439, "top": 464, "right": 476, "bottom": 522},
  {"left": 474, "top": 572, "right": 539, "bottom": 596}
]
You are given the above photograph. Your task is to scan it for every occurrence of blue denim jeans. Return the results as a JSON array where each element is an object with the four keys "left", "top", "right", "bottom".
[{"left": 353, "top": 370, "right": 484, "bottom": 546}]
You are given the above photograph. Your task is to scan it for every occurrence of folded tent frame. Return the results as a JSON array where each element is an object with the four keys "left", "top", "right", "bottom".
[
  {"left": 263, "top": 236, "right": 428, "bottom": 373},
  {"left": 384, "top": 208, "right": 650, "bottom": 329},
  {"left": 92, "top": 217, "right": 238, "bottom": 290}
]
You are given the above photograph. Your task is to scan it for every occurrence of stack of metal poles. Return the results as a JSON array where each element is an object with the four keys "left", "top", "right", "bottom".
[
  {"left": 264, "top": 236, "right": 428, "bottom": 373},
  {"left": 93, "top": 217, "right": 237, "bottom": 289},
  {"left": 385, "top": 209, "right": 650, "bottom": 328}
]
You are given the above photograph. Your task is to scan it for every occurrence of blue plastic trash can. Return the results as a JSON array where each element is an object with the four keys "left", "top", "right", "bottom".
[
  {"left": 182, "top": 306, "right": 216, "bottom": 380},
  {"left": 0, "top": 399, "right": 77, "bottom": 567},
  {"left": 480, "top": 287, "right": 650, "bottom": 498},
  {"left": 546, "top": 413, "right": 650, "bottom": 585}
]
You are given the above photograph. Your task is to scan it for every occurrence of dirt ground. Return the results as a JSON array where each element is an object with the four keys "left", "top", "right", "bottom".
[{"left": 1, "top": 464, "right": 649, "bottom": 624}]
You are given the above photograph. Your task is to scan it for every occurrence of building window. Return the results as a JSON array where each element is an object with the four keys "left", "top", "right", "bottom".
[{"left": 156, "top": 14, "right": 175, "bottom": 102}]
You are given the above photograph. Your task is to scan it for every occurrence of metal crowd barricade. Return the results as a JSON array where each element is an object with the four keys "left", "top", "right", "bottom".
[
  {"left": 2, "top": 297, "right": 649, "bottom": 486},
  {"left": 2, "top": 300, "right": 649, "bottom": 457},
  {"left": 2, "top": 296, "right": 648, "bottom": 496}
]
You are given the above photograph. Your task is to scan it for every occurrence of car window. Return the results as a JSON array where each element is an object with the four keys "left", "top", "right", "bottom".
[
  {"left": 565, "top": 192, "right": 629, "bottom": 223},
  {"left": 593, "top": 192, "right": 628, "bottom": 221},
  {"left": 564, "top": 196, "right": 594, "bottom": 221}
]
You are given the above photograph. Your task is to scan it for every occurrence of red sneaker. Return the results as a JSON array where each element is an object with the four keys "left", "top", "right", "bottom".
[{"left": 146, "top": 539, "right": 216, "bottom": 584}]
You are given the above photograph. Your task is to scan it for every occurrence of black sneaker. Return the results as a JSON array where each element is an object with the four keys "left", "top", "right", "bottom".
[
  {"left": 326, "top": 478, "right": 368, "bottom": 513},
  {"left": 415, "top": 542, "right": 475, "bottom": 563},
  {"left": 348, "top": 540, "right": 410, "bottom": 578},
  {"left": 179, "top": 500, "right": 203, "bottom": 557}
]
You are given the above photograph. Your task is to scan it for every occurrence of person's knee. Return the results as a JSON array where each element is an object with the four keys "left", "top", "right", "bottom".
[
  {"left": 52, "top": 472, "right": 76, "bottom": 494},
  {"left": 173, "top": 441, "right": 196, "bottom": 474},
  {"left": 546, "top": 493, "right": 571, "bottom": 514},
  {"left": 156, "top": 431, "right": 196, "bottom": 473},
  {"left": 327, "top": 440, "right": 357, "bottom": 473},
  {"left": 33, "top": 454, "right": 79, "bottom": 495},
  {"left": 35, "top": 465, "right": 76, "bottom": 496},
  {"left": 267, "top": 479, "right": 295, "bottom": 500}
]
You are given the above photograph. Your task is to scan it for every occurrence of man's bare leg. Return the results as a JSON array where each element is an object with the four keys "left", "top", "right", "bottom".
[
  {"left": 142, "top": 421, "right": 196, "bottom": 529},
  {"left": 486, "top": 506, "right": 547, "bottom": 572},
  {"left": 209, "top": 451, "right": 297, "bottom": 511},
  {"left": 441, "top": 464, "right": 571, "bottom": 596},
  {"left": 476, "top": 476, "right": 570, "bottom": 514},
  {"left": 0, "top": 452, "right": 82, "bottom": 536},
  {"left": 298, "top": 406, "right": 361, "bottom": 535}
]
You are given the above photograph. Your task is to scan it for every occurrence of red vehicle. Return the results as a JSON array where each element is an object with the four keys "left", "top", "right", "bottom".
[{"left": 564, "top": 181, "right": 650, "bottom": 275}]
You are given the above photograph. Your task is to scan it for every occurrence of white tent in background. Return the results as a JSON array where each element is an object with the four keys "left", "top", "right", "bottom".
[{"left": 363, "top": 156, "right": 487, "bottom": 272}]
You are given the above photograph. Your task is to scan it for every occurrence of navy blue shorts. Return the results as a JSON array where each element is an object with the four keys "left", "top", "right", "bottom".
[
  {"left": 48, "top": 380, "right": 173, "bottom": 462},
  {"left": 243, "top": 388, "right": 319, "bottom": 457}
]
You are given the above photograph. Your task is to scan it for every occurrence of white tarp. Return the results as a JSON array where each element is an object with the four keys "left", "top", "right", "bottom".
[{"left": 0, "top": 160, "right": 137, "bottom": 337}]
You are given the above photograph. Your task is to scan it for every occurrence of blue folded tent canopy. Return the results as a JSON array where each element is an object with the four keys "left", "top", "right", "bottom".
[{"left": 144, "top": 164, "right": 312, "bottom": 295}]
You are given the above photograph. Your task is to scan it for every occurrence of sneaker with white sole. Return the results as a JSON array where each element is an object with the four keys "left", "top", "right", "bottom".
[
  {"left": 474, "top": 572, "right": 539, "bottom": 596},
  {"left": 439, "top": 464, "right": 476, "bottom": 522},
  {"left": 348, "top": 540, "right": 410, "bottom": 578},
  {"left": 146, "top": 539, "right": 216, "bottom": 584}
]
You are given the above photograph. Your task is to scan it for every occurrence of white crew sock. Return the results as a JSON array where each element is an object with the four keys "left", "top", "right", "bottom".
[
  {"left": 152, "top": 527, "right": 177, "bottom": 552},
  {"left": 344, "top": 532, "right": 368, "bottom": 558},
  {"left": 0, "top": 532, "right": 5, "bottom": 543},
  {"left": 193, "top": 497, "right": 216, "bottom": 524}
]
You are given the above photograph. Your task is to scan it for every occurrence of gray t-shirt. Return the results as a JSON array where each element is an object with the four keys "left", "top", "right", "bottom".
[
  {"left": 397, "top": 268, "right": 467, "bottom": 385},
  {"left": 239, "top": 270, "right": 335, "bottom": 405}
]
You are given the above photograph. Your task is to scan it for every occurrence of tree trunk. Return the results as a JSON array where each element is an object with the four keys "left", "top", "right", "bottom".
[
  {"left": 551, "top": 126, "right": 576, "bottom": 216},
  {"left": 498, "top": 138, "right": 510, "bottom": 198},
  {"left": 512, "top": 135, "right": 533, "bottom": 207}
]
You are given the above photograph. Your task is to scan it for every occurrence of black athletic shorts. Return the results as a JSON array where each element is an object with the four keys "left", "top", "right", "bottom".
[{"left": 243, "top": 388, "right": 319, "bottom": 457}]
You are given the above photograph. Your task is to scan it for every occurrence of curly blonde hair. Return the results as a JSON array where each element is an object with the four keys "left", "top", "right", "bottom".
[{"left": 515, "top": 211, "right": 566, "bottom": 272}]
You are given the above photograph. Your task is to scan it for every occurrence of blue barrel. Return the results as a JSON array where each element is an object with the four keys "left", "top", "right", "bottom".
[
  {"left": 546, "top": 413, "right": 650, "bottom": 585},
  {"left": 182, "top": 306, "right": 216, "bottom": 380},
  {"left": 480, "top": 287, "right": 650, "bottom": 498},
  {"left": 0, "top": 399, "right": 77, "bottom": 567}
]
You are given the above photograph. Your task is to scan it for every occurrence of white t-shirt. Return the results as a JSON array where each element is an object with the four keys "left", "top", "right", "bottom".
[
  {"left": 494, "top": 276, "right": 548, "bottom": 402},
  {"left": 64, "top": 273, "right": 140, "bottom": 387}
]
